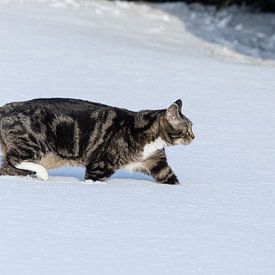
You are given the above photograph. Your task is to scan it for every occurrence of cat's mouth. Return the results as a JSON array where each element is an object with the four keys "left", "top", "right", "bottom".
[
  {"left": 174, "top": 137, "right": 194, "bottom": 145},
  {"left": 183, "top": 131, "right": 195, "bottom": 145},
  {"left": 183, "top": 138, "right": 194, "bottom": 145}
]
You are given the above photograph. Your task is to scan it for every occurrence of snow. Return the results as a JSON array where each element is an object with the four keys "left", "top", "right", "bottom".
[
  {"left": 0, "top": 0, "right": 275, "bottom": 274},
  {"left": 158, "top": 3, "right": 275, "bottom": 60}
]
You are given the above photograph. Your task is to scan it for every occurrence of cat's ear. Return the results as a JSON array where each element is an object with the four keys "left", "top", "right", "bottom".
[
  {"left": 166, "top": 99, "right": 182, "bottom": 118},
  {"left": 174, "top": 99, "right": 182, "bottom": 112},
  {"left": 166, "top": 99, "right": 183, "bottom": 126}
]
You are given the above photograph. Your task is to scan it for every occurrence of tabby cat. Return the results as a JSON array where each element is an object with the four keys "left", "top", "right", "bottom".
[{"left": 0, "top": 98, "right": 194, "bottom": 184}]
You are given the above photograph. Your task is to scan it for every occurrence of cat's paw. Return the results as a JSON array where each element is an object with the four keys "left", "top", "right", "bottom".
[
  {"left": 162, "top": 182, "right": 181, "bottom": 185},
  {"left": 16, "top": 162, "right": 48, "bottom": 181},
  {"left": 160, "top": 179, "right": 181, "bottom": 185}
]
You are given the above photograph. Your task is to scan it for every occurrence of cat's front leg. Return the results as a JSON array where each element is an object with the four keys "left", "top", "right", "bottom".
[
  {"left": 149, "top": 162, "right": 180, "bottom": 185},
  {"left": 85, "top": 161, "right": 115, "bottom": 182},
  {"left": 143, "top": 150, "right": 180, "bottom": 185}
]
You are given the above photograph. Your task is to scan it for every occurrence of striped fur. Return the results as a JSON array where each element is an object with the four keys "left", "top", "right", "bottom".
[{"left": 0, "top": 98, "right": 194, "bottom": 184}]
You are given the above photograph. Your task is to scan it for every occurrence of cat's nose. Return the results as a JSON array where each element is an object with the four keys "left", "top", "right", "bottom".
[{"left": 188, "top": 129, "right": 195, "bottom": 139}]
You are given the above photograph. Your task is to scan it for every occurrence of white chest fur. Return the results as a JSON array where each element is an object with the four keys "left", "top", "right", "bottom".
[
  {"left": 123, "top": 137, "right": 167, "bottom": 173},
  {"left": 142, "top": 137, "right": 167, "bottom": 160}
]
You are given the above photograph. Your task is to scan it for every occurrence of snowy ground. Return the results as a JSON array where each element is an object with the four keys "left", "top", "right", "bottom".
[
  {"left": 157, "top": 2, "right": 275, "bottom": 60},
  {"left": 0, "top": 1, "right": 275, "bottom": 274}
]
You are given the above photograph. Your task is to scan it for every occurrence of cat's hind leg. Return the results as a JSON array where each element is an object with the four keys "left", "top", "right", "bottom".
[
  {"left": 1, "top": 140, "right": 31, "bottom": 176},
  {"left": 0, "top": 161, "right": 35, "bottom": 177},
  {"left": 5, "top": 148, "right": 48, "bottom": 181},
  {"left": 1, "top": 123, "right": 48, "bottom": 180},
  {"left": 1, "top": 145, "right": 35, "bottom": 177}
]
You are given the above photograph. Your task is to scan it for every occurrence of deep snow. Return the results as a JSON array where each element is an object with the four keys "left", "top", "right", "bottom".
[
  {"left": 0, "top": 1, "right": 275, "bottom": 274},
  {"left": 157, "top": 2, "right": 275, "bottom": 60}
]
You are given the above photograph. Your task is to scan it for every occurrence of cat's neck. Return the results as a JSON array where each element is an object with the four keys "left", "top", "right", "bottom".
[
  {"left": 141, "top": 136, "right": 167, "bottom": 160},
  {"left": 134, "top": 109, "right": 166, "bottom": 145}
]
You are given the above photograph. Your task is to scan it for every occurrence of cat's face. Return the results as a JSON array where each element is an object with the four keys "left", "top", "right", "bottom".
[{"left": 162, "top": 99, "right": 195, "bottom": 145}]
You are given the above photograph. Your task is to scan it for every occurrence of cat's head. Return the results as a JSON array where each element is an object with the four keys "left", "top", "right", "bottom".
[{"left": 161, "top": 99, "right": 195, "bottom": 145}]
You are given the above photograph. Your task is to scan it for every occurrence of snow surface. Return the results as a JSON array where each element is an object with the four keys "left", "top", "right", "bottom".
[
  {"left": 0, "top": 1, "right": 275, "bottom": 274},
  {"left": 157, "top": 3, "right": 275, "bottom": 60}
]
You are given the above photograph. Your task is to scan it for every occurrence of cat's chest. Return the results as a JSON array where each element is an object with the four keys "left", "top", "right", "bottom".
[
  {"left": 141, "top": 137, "right": 167, "bottom": 160},
  {"left": 123, "top": 137, "right": 167, "bottom": 172}
]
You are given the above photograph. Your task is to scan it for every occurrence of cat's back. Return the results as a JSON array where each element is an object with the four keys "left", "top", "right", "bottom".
[
  {"left": 0, "top": 98, "right": 136, "bottom": 165},
  {"left": 1, "top": 98, "right": 110, "bottom": 116},
  {"left": 0, "top": 98, "right": 136, "bottom": 139},
  {"left": 0, "top": 98, "right": 133, "bottom": 125}
]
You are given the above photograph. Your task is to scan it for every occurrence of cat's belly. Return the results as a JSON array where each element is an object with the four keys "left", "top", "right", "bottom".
[
  {"left": 123, "top": 162, "right": 144, "bottom": 173},
  {"left": 38, "top": 153, "right": 83, "bottom": 169}
]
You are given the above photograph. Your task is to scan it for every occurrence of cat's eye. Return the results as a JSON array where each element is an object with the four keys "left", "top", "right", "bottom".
[{"left": 170, "top": 130, "right": 184, "bottom": 138}]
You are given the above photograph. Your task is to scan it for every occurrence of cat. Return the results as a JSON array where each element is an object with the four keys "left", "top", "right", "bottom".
[{"left": 0, "top": 98, "right": 194, "bottom": 184}]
